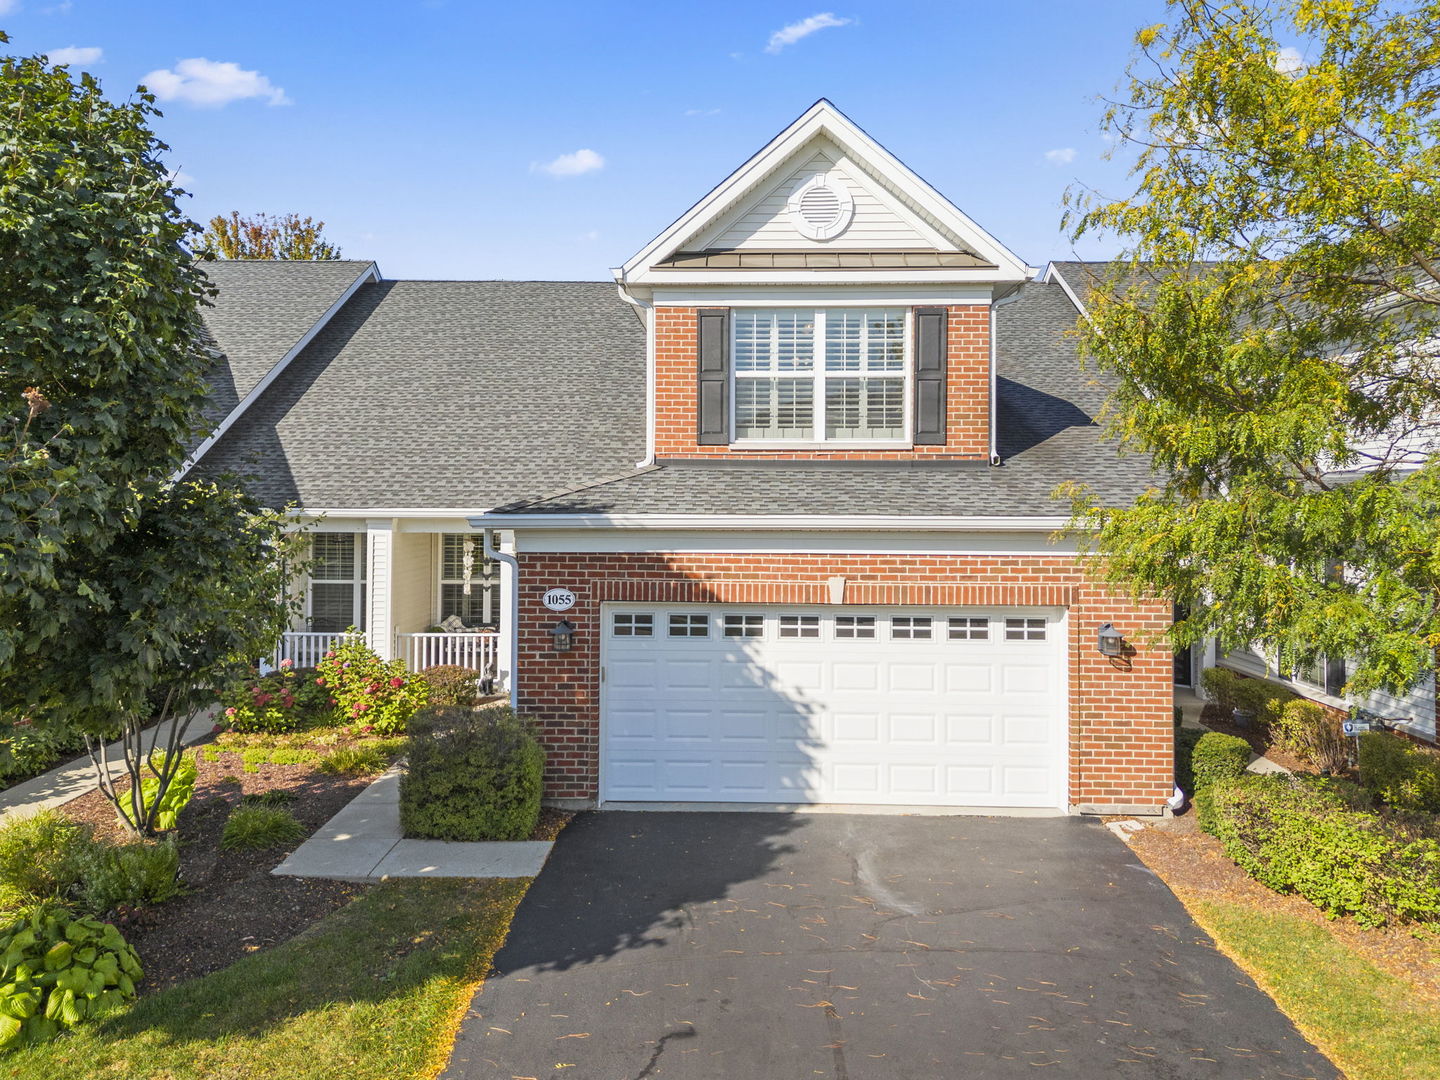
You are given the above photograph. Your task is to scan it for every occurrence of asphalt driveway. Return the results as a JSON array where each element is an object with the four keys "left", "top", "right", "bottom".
[{"left": 444, "top": 812, "right": 1338, "bottom": 1079}]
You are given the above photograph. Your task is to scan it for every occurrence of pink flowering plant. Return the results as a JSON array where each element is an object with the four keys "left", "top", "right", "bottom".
[
  {"left": 314, "top": 635, "right": 429, "bottom": 736},
  {"left": 219, "top": 663, "right": 335, "bottom": 734}
]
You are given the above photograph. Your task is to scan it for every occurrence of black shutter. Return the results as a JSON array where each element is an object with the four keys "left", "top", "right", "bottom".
[
  {"left": 696, "top": 307, "right": 729, "bottom": 445},
  {"left": 913, "top": 306, "right": 947, "bottom": 445}
]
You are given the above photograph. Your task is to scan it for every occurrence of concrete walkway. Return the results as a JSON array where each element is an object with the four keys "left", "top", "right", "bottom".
[
  {"left": 272, "top": 765, "right": 553, "bottom": 882},
  {"left": 0, "top": 707, "right": 217, "bottom": 824}
]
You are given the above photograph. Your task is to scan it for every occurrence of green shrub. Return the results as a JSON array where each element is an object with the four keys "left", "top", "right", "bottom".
[
  {"left": 1210, "top": 774, "right": 1440, "bottom": 927},
  {"left": 1358, "top": 731, "right": 1440, "bottom": 814},
  {"left": 1175, "top": 727, "right": 1206, "bottom": 795},
  {"left": 220, "top": 806, "right": 306, "bottom": 852},
  {"left": 266, "top": 748, "right": 319, "bottom": 766},
  {"left": 401, "top": 706, "right": 543, "bottom": 841},
  {"left": 116, "top": 751, "right": 196, "bottom": 833},
  {"left": 1190, "top": 731, "right": 1253, "bottom": 832},
  {"left": 315, "top": 636, "right": 430, "bottom": 736},
  {"left": 219, "top": 663, "right": 333, "bottom": 734},
  {"left": 0, "top": 904, "right": 142, "bottom": 1049},
  {"left": 0, "top": 812, "right": 94, "bottom": 913},
  {"left": 1200, "top": 667, "right": 1248, "bottom": 714},
  {"left": 1199, "top": 668, "right": 1294, "bottom": 729},
  {"left": 240, "top": 790, "right": 295, "bottom": 808},
  {"left": 1273, "top": 699, "right": 1349, "bottom": 773},
  {"left": 419, "top": 665, "right": 484, "bottom": 709},
  {"left": 0, "top": 718, "right": 107, "bottom": 788},
  {"left": 73, "top": 839, "right": 180, "bottom": 916},
  {"left": 316, "top": 745, "right": 388, "bottom": 775}
]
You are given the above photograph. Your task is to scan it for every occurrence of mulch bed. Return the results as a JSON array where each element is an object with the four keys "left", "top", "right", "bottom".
[
  {"left": 61, "top": 743, "right": 372, "bottom": 993},
  {"left": 59, "top": 739, "right": 572, "bottom": 994},
  {"left": 1132, "top": 811, "right": 1440, "bottom": 1001}
]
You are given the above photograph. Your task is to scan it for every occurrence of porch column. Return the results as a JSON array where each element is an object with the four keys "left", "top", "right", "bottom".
[{"left": 366, "top": 518, "right": 398, "bottom": 661}]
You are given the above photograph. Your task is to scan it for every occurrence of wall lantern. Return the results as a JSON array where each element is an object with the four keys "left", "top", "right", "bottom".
[
  {"left": 1096, "top": 622, "right": 1125, "bottom": 658},
  {"left": 549, "top": 619, "right": 577, "bottom": 652}
]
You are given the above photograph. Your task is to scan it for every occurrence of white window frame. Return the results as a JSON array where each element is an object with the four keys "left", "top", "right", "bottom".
[
  {"left": 729, "top": 308, "right": 912, "bottom": 448},
  {"left": 306, "top": 532, "right": 366, "bottom": 633},
  {"left": 435, "top": 533, "right": 498, "bottom": 628}
]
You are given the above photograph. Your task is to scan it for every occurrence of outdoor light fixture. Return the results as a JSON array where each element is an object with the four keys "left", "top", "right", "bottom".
[
  {"left": 1096, "top": 623, "right": 1125, "bottom": 658},
  {"left": 549, "top": 619, "right": 576, "bottom": 652}
]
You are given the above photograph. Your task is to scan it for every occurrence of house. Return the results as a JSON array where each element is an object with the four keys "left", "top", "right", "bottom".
[{"left": 191, "top": 100, "right": 1180, "bottom": 815}]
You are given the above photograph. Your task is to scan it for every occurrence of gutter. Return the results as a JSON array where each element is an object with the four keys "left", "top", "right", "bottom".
[
  {"left": 613, "top": 269, "right": 656, "bottom": 467},
  {"left": 467, "top": 512, "right": 1073, "bottom": 532},
  {"left": 477, "top": 525, "right": 520, "bottom": 707},
  {"left": 176, "top": 261, "right": 381, "bottom": 480}
]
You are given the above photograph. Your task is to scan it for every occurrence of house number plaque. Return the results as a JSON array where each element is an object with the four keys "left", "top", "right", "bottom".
[{"left": 541, "top": 587, "right": 577, "bottom": 612}]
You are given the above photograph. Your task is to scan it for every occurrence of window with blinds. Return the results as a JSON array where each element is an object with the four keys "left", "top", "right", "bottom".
[
  {"left": 308, "top": 533, "right": 365, "bottom": 633},
  {"left": 438, "top": 534, "right": 498, "bottom": 628}
]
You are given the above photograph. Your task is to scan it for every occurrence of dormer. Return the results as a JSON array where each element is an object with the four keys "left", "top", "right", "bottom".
[{"left": 616, "top": 101, "right": 1034, "bottom": 463}]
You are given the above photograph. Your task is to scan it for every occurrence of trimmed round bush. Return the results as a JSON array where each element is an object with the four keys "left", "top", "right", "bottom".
[
  {"left": 419, "top": 665, "right": 483, "bottom": 709},
  {"left": 1190, "top": 731, "right": 1252, "bottom": 832},
  {"left": 1210, "top": 773, "right": 1440, "bottom": 927},
  {"left": 401, "top": 705, "right": 543, "bottom": 842},
  {"left": 1358, "top": 731, "right": 1440, "bottom": 814}
]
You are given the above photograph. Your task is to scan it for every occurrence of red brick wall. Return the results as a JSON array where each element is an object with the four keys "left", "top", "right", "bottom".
[
  {"left": 514, "top": 552, "right": 1173, "bottom": 812},
  {"left": 653, "top": 305, "right": 991, "bottom": 460}
]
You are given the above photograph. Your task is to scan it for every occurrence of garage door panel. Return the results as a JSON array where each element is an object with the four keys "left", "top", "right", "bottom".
[{"left": 602, "top": 605, "right": 1063, "bottom": 809}]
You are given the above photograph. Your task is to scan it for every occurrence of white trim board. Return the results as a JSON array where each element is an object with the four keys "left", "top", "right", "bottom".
[
  {"left": 470, "top": 513, "right": 1074, "bottom": 532},
  {"left": 514, "top": 528, "right": 1078, "bottom": 556},
  {"left": 178, "top": 261, "right": 381, "bottom": 478}
]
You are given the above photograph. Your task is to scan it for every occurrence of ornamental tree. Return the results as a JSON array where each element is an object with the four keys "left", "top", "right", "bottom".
[
  {"left": 0, "top": 35, "right": 301, "bottom": 834},
  {"left": 1063, "top": 0, "right": 1440, "bottom": 700},
  {"left": 198, "top": 211, "right": 343, "bottom": 260}
]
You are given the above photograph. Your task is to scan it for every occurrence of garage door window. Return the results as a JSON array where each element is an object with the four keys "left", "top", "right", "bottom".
[
  {"left": 949, "top": 616, "right": 989, "bottom": 640},
  {"left": 834, "top": 615, "right": 876, "bottom": 639},
  {"left": 1005, "top": 617, "right": 1047, "bottom": 641},
  {"left": 779, "top": 614, "right": 820, "bottom": 638},
  {"left": 891, "top": 616, "right": 933, "bottom": 640},
  {"left": 613, "top": 613, "right": 654, "bottom": 637},
  {"left": 723, "top": 613, "right": 765, "bottom": 638},
  {"left": 668, "top": 614, "right": 709, "bottom": 638}
]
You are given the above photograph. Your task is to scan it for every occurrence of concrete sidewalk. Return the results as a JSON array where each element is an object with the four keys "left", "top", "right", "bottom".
[
  {"left": 272, "top": 765, "right": 553, "bottom": 882},
  {"left": 0, "top": 707, "right": 217, "bottom": 824}
]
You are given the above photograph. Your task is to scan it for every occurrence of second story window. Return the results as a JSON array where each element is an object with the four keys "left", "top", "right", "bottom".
[{"left": 732, "top": 308, "right": 907, "bottom": 443}]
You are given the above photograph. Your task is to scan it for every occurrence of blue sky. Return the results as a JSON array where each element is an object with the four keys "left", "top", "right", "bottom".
[{"left": 1, "top": 1, "right": 1170, "bottom": 280}]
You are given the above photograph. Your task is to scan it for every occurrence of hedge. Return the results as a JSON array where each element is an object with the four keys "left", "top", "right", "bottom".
[
  {"left": 400, "top": 705, "right": 543, "bottom": 842},
  {"left": 418, "top": 665, "right": 483, "bottom": 709},
  {"left": 1358, "top": 731, "right": 1440, "bottom": 814},
  {"left": 1198, "top": 668, "right": 1295, "bottom": 728},
  {"left": 1190, "top": 731, "right": 1252, "bottom": 832},
  {"left": 1209, "top": 773, "right": 1440, "bottom": 928}
]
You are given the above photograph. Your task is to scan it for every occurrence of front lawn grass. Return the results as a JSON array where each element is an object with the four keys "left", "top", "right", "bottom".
[
  {"left": 0, "top": 877, "right": 529, "bottom": 1080},
  {"left": 1191, "top": 898, "right": 1440, "bottom": 1080}
]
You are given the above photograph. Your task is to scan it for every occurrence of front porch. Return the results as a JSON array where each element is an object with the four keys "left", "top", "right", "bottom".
[{"left": 271, "top": 521, "right": 510, "bottom": 687}]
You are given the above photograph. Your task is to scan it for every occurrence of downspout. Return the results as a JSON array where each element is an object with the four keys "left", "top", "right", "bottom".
[
  {"left": 989, "top": 282, "right": 1026, "bottom": 466},
  {"left": 480, "top": 526, "right": 520, "bottom": 707},
  {"left": 613, "top": 269, "right": 656, "bottom": 467}
]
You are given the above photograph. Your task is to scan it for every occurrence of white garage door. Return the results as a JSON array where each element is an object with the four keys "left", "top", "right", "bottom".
[{"left": 600, "top": 604, "right": 1066, "bottom": 809}]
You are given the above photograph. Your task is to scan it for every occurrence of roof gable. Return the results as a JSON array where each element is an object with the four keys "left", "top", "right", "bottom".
[{"left": 619, "top": 100, "right": 1033, "bottom": 287}]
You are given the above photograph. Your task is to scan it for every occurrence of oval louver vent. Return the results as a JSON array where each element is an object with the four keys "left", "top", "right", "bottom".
[{"left": 787, "top": 173, "right": 855, "bottom": 241}]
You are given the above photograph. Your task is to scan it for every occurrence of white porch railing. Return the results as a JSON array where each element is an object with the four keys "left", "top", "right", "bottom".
[
  {"left": 397, "top": 632, "right": 499, "bottom": 674},
  {"left": 270, "top": 631, "right": 363, "bottom": 671}
]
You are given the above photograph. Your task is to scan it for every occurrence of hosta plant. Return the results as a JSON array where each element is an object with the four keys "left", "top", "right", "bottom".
[
  {"left": 117, "top": 752, "right": 196, "bottom": 833},
  {"left": 0, "top": 904, "right": 142, "bottom": 1050}
]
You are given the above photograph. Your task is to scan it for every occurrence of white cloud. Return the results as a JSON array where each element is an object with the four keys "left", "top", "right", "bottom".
[
  {"left": 685, "top": 107, "right": 722, "bottom": 117},
  {"left": 141, "top": 58, "right": 290, "bottom": 108},
  {"left": 579, "top": 229, "right": 600, "bottom": 242},
  {"left": 47, "top": 46, "right": 101, "bottom": 66},
  {"left": 169, "top": 170, "right": 196, "bottom": 189},
  {"left": 765, "top": 12, "right": 852, "bottom": 54},
  {"left": 1044, "top": 147, "right": 1077, "bottom": 165},
  {"left": 1274, "top": 46, "right": 1304, "bottom": 74},
  {"left": 533, "top": 148, "right": 605, "bottom": 177},
  {"left": 0, "top": 0, "right": 20, "bottom": 13}
]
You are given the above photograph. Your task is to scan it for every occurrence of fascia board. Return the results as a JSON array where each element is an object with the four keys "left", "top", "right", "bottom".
[{"left": 467, "top": 512, "right": 1074, "bottom": 532}]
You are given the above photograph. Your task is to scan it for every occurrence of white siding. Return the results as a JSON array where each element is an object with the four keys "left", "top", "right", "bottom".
[
  {"left": 391, "top": 530, "right": 434, "bottom": 637},
  {"left": 691, "top": 143, "right": 937, "bottom": 251},
  {"left": 366, "top": 521, "right": 394, "bottom": 660}
]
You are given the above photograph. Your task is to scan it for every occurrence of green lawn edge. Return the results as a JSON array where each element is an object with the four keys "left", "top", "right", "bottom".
[
  {"left": 0, "top": 877, "right": 529, "bottom": 1080},
  {"left": 1191, "top": 899, "right": 1440, "bottom": 1080}
]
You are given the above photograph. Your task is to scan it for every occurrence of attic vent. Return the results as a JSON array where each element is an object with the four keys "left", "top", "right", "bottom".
[{"left": 786, "top": 172, "right": 854, "bottom": 241}]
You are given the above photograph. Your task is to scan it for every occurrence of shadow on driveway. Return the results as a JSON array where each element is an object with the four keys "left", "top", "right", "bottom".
[{"left": 445, "top": 811, "right": 1339, "bottom": 1080}]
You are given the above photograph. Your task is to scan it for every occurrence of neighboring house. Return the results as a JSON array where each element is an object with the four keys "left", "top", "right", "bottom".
[
  {"left": 1044, "top": 262, "right": 1440, "bottom": 744},
  {"left": 191, "top": 100, "right": 1178, "bottom": 815}
]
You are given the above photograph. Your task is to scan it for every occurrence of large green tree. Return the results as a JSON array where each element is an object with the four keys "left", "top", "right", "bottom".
[
  {"left": 1, "top": 35, "right": 299, "bottom": 833},
  {"left": 1064, "top": 0, "right": 1440, "bottom": 699}
]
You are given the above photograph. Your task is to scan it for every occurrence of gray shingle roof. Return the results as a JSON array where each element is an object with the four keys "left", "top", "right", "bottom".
[
  {"left": 199, "top": 279, "right": 646, "bottom": 508},
  {"left": 197, "top": 260, "right": 375, "bottom": 429},
  {"left": 492, "top": 280, "right": 1158, "bottom": 516}
]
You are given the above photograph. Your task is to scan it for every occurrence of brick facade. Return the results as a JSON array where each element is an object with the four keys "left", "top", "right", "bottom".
[
  {"left": 653, "top": 305, "right": 992, "bottom": 460},
  {"left": 514, "top": 551, "right": 1174, "bottom": 813}
]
